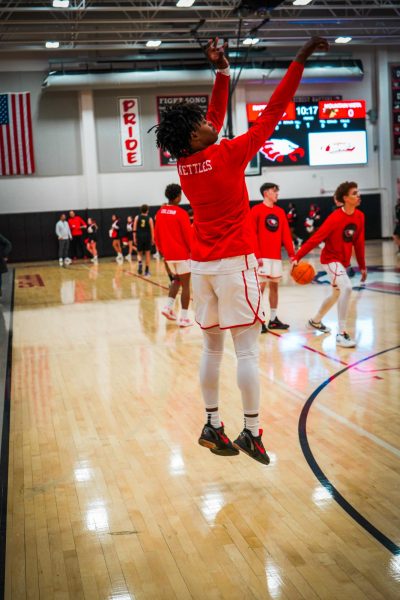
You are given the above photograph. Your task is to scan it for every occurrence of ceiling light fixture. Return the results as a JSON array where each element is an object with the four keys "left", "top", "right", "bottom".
[
  {"left": 52, "top": 0, "right": 70, "bottom": 7},
  {"left": 293, "top": 0, "right": 313, "bottom": 6},
  {"left": 243, "top": 37, "right": 260, "bottom": 46},
  {"left": 176, "top": 0, "right": 196, "bottom": 7},
  {"left": 335, "top": 36, "right": 352, "bottom": 44},
  {"left": 45, "top": 41, "right": 60, "bottom": 48},
  {"left": 146, "top": 40, "right": 162, "bottom": 48}
]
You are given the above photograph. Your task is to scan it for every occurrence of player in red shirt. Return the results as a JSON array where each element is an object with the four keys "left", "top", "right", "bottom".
[
  {"left": 154, "top": 183, "right": 193, "bottom": 327},
  {"left": 251, "top": 182, "right": 295, "bottom": 334},
  {"left": 68, "top": 210, "right": 87, "bottom": 260},
  {"left": 295, "top": 181, "right": 367, "bottom": 347},
  {"left": 153, "top": 36, "right": 329, "bottom": 465}
]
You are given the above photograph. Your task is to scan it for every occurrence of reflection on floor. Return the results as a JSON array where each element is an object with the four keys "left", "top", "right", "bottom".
[{"left": 3, "top": 241, "right": 400, "bottom": 600}]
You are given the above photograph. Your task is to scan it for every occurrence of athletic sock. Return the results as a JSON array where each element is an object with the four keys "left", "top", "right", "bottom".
[
  {"left": 244, "top": 414, "right": 259, "bottom": 436},
  {"left": 206, "top": 408, "right": 221, "bottom": 429},
  {"left": 166, "top": 297, "right": 174, "bottom": 309},
  {"left": 270, "top": 308, "right": 277, "bottom": 321},
  {"left": 181, "top": 309, "right": 188, "bottom": 319}
]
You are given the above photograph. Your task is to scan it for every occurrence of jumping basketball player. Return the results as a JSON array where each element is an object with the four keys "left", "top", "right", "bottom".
[
  {"left": 294, "top": 181, "right": 367, "bottom": 347},
  {"left": 153, "top": 36, "right": 329, "bottom": 464}
]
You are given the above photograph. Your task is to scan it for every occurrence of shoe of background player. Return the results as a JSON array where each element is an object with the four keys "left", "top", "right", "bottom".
[
  {"left": 198, "top": 423, "right": 239, "bottom": 456},
  {"left": 336, "top": 332, "right": 356, "bottom": 347},
  {"left": 161, "top": 306, "right": 177, "bottom": 321},
  {"left": 261, "top": 323, "right": 268, "bottom": 334},
  {"left": 268, "top": 317, "right": 289, "bottom": 331},
  {"left": 178, "top": 317, "right": 194, "bottom": 328},
  {"left": 308, "top": 319, "right": 331, "bottom": 333},
  {"left": 233, "top": 428, "right": 270, "bottom": 465}
]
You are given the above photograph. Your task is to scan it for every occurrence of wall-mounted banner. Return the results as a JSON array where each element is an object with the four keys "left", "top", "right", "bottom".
[
  {"left": 119, "top": 98, "right": 143, "bottom": 166},
  {"left": 157, "top": 95, "right": 208, "bottom": 166}
]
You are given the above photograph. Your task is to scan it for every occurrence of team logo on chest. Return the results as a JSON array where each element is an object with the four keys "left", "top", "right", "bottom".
[
  {"left": 265, "top": 213, "right": 279, "bottom": 232},
  {"left": 343, "top": 223, "right": 357, "bottom": 242}
]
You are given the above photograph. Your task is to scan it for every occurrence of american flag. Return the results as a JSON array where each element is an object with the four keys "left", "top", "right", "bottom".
[{"left": 0, "top": 92, "right": 35, "bottom": 175}]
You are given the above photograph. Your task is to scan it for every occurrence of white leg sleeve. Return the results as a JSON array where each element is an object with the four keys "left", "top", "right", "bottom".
[
  {"left": 336, "top": 271, "right": 352, "bottom": 332},
  {"left": 230, "top": 323, "right": 260, "bottom": 415},
  {"left": 199, "top": 327, "right": 226, "bottom": 412}
]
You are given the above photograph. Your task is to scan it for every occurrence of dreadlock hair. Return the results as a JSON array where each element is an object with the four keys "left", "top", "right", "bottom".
[
  {"left": 154, "top": 103, "right": 205, "bottom": 159},
  {"left": 165, "top": 183, "right": 182, "bottom": 202},
  {"left": 334, "top": 181, "right": 357, "bottom": 204}
]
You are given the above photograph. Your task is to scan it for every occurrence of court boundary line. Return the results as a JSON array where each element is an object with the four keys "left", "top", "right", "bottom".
[
  {"left": 298, "top": 345, "right": 400, "bottom": 556},
  {"left": 0, "top": 271, "right": 15, "bottom": 599}
]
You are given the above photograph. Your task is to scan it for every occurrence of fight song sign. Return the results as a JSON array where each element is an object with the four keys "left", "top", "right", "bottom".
[
  {"left": 157, "top": 95, "right": 208, "bottom": 166},
  {"left": 119, "top": 98, "right": 143, "bottom": 166}
]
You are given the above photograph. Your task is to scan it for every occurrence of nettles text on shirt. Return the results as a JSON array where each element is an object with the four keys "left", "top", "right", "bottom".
[{"left": 178, "top": 159, "right": 212, "bottom": 176}]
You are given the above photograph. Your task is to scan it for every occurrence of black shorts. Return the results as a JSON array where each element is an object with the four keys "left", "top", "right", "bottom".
[{"left": 136, "top": 237, "right": 152, "bottom": 252}]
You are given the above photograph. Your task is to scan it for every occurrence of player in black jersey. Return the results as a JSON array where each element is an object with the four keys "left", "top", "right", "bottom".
[{"left": 133, "top": 204, "right": 154, "bottom": 276}]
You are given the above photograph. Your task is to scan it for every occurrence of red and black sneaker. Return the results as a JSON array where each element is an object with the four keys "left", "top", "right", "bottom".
[
  {"left": 233, "top": 428, "right": 270, "bottom": 465},
  {"left": 268, "top": 317, "right": 289, "bottom": 330},
  {"left": 198, "top": 423, "right": 239, "bottom": 457}
]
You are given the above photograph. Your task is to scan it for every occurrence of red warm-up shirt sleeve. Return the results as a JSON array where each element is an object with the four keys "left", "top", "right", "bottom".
[
  {"left": 354, "top": 212, "right": 366, "bottom": 270},
  {"left": 178, "top": 210, "right": 192, "bottom": 254},
  {"left": 206, "top": 72, "right": 230, "bottom": 134},
  {"left": 250, "top": 207, "right": 261, "bottom": 257},
  {"left": 154, "top": 213, "right": 163, "bottom": 256},
  {"left": 226, "top": 61, "right": 304, "bottom": 168},
  {"left": 295, "top": 213, "right": 335, "bottom": 262},
  {"left": 282, "top": 213, "right": 295, "bottom": 258}
]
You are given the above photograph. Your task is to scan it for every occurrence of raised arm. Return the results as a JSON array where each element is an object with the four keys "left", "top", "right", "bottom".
[
  {"left": 228, "top": 37, "right": 329, "bottom": 166},
  {"left": 204, "top": 38, "right": 230, "bottom": 133}
]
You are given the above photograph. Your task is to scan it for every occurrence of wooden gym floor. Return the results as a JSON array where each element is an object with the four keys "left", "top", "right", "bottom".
[{"left": 1, "top": 240, "right": 399, "bottom": 599}]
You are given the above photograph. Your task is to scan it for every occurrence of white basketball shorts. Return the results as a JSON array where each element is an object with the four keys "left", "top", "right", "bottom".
[
  {"left": 166, "top": 259, "right": 191, "bottom": 275},
  {"left": 191, "top": 267, "right": 264, "bottom": 329},
  {"left": 324, "top": 262, "right": 351, "bottom": 290},
  {"left": 258, "top": 258, "right": 282, "bottom": 280}
]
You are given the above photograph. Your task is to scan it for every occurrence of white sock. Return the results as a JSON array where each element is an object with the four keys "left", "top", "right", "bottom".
[
  {"left": 206, "top": 408, "right": 221, "bottom": 429},
  {"left": 166, "top": 297, "right": 174, "bottom": 309},
  {"left": 270, "top": 308, "right": 277, "bottom": 321},
  {"left": 244, "top": 414, "right": 259, "bottom": 437},
  {"left": 181, "top": 309, "right": 188, "bottom": 319}
]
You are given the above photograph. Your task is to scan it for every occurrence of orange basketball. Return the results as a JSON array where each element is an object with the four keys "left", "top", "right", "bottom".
[{"left": 291, "top": 261, "right": 315, "bottom": 285}]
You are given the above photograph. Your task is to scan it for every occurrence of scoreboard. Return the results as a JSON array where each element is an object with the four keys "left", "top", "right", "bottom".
[{"left": 246, "top": 99, "right": 368, "bottom": 167}]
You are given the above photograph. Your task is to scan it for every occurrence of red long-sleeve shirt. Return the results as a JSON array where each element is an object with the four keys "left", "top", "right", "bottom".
[
  {"left": 251, "top": 203, "right": 295, "bottom": 259},
  {"left": 177, "top": 61, "right": 304, "bottom": 262},
  {"left": 154, "top": 204, "right": 191, "bottom": 261},
  {"left": 295, "top": 208, "right": 366, "bottom": 269},
  {"left": 68, "top": 215, "right": 86, "bottom": 237}
]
